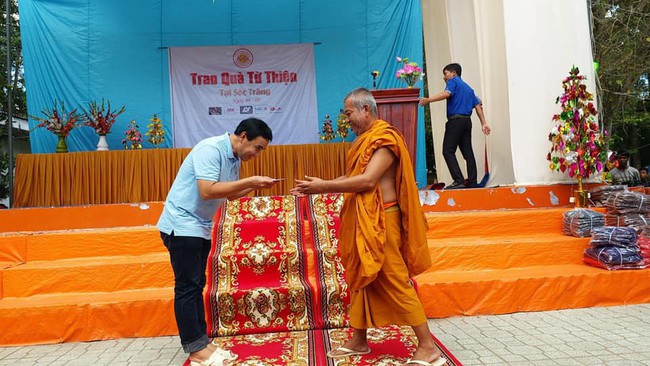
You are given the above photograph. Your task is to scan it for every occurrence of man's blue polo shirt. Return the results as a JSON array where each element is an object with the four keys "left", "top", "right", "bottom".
[
  {"left": 445, "top": 76, "right": 481, "bottom": 118},
  {"left": 157, "top": 133, "right": 240, "bottom": 239}
]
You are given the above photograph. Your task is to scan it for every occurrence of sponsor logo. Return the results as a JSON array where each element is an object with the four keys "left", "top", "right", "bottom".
[
  {"left": 254, "top": 106, "right": 269, "bottom": 114},
  {"left": 269, "top": 106, "right": 283, "bottom": 114},
  {"left": 240, "top": 106, "right": 253, "bottom": 114},
  {"left": 233, "top": 48, "right": 254, "bottom": 69},
  {"left": 208, "top": 107, "right": 222, "bottom": 115},
  {"left": 225, "top": 107, "right": 238, "bottom": 115}
]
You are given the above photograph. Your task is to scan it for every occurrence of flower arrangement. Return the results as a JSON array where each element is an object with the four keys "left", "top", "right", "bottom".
[
  {"left": 371, "top": 70, "right": 380, "bottom": 89},
  {"left": 146, "top": 114, "right": 165, "bottom": 147},
  {"left": 82, "top": 99, "right": 126, "bottom": 135},
  {"left": 31, "top": 101, "right": 80, "bottom": 137},
  {"left": 547, "top": 66, "right": 607, "bottom": 184},
  {"left": 395, "top": 57, "right": 424, "bottom": 88},
  {"left": 319, "top": 114, "right": 335, "bottom": 141},
  {"left": 122, "top": 120, "right": 143, "bottom": 149},
  {"left": 336, "top": 109, "right": 351, "bottom": 140}
]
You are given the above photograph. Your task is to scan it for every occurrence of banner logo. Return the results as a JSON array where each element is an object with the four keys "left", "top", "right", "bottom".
[
  {"left": 233, "top": 48, "right": 254, "bottom": 69},
  {"left": 240, "top": 106, "right": 253, "bottom": 114},
  {"left": 208, "top": 107, "right": 222, "bottom": 115}
]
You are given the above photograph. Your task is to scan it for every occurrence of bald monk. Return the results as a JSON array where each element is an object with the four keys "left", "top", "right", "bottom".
[{"left": 291, "top": 88, "right": 445, "bottom": 366}]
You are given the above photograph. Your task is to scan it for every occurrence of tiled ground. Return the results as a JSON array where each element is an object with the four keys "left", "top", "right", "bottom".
[{"left": 1, "top": 304, "right": 649, "bottom": 365}]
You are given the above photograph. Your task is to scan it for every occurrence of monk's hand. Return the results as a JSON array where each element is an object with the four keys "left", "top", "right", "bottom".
[
  {"left": 418, "top": 97, "right": 430, "bottom": 106},
  {"left": 292, "top": 175, "right": 324, "bottom": 195}
]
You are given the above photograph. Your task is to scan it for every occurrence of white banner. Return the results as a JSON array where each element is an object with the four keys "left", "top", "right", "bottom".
[{"left": 169, "top": 44, "right": 319, "bottom": 147}]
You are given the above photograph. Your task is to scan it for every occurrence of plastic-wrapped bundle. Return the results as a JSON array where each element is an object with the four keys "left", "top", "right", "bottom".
[
  {"left": 582, "top": 247, "right": 650, "bottom": 270},
  {"left": 562, "top": 208, "right": 605, "bottom": 237},
  {"left": 638, "top": 229, "right": 650, "bottom": 258},
  {"left": 604, "top": 213, "right": 650, "bottom": 230},
  {"left": 605, "top": 191, "right": 650, "bottom": 214},
  {"left": 584, "top": 246, "right": 643, "bottom": 265},
  {"left": 589, "top": 226, "right": 637, "bottom": 248},
  {"left": 589, "top": 185, "right": 627, "bottom": 206}
]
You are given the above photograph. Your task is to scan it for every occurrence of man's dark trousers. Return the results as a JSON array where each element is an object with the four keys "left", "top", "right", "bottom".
[
  {"left": 161, "top": 232, "right": 212, "bottom": 353},
  {"left": 443, "top": 116, "right": 477, "bottom": 185}
]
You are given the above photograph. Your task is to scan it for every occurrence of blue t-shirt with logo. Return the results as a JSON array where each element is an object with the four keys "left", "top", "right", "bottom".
[
  {"left": 157, "top": 133, "right": 240, "bottom": 239},
  {"left": 445, "top": 76, "right": 481, "bottom": 117}
]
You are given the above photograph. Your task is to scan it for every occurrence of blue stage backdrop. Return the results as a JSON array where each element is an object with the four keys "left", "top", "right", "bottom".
[{"left": 19, "top": 0, "right": 426, "bottom": 187}]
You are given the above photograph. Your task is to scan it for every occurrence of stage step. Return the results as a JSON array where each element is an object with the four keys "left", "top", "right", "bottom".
[
  {"left": 426, "top": 233, "right": 590, "bottom": 271},
  {"left": 0, "top": 226, "right": 164, "bottom": 262},
  {"left": 1, "top": 253, "right": 172, "bottom": 298},
  {"left": 424, "top": 207, "right": 581, "bottom": 238},
  {"left": 0, "top": 197, "right": 648, "bottom": 347},
  {"left": 0, "top": 288, "right": 176, "bottom": 346},
  {"left": 416, "top": 264, "right": 650, "bottom": 318},
  {"left": 0, "top": 202, "right": 164, "bottom": 233}
]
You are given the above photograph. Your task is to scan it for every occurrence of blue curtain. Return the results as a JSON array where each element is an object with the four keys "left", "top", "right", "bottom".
[{"left": 19, "top": 0, "right": 426, "bottom": 186}]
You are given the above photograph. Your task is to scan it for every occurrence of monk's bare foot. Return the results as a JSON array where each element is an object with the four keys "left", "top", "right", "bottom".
[{"left": 326, "top": 337, "right": 370, "bottom": 358}]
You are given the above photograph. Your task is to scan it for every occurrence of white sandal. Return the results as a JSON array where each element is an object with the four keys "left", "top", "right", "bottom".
[
  {"left": 189, "top": 357, "right": 221, "bottom": 366},
  {"left": 209, "top": 340, "right": 238, "bottom": 361}
]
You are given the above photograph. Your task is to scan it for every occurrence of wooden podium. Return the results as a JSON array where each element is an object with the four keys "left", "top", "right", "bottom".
[{"left": 371, "top": 88, "right": 420, "bottom": 171}]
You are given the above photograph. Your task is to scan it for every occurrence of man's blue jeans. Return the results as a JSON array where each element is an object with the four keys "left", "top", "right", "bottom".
[{"left": 161, "top": 231, "right": 211, "bottom": 354}]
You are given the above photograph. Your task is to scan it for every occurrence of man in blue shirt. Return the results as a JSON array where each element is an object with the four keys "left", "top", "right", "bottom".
[
  {"left": 419, "top": 63, "right": 491, "bottom": 189},
  {"left": 158, "top": 117, "right": 278, "bottom": 365}
]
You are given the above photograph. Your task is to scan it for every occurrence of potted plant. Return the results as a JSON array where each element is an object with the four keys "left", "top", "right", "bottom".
[
  {"left": 547, "top": 66, "right": 607, "bottom": 207},
  {"left": 82, "top": 99, "right": 126, "bottom": 151},
  {"left": 31, "top": 101, "right": 81, "bottom": 153},
  {"left": 395, "top": 57, "right": 424, "bottom": 88}
]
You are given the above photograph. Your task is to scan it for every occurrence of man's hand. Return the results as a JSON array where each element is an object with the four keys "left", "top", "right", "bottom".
[
  {"left": 248, "top": 176, "right": 280, "bottom": 189},
  {"left": 481, "top": 123, "right": 491, "bottom": 135},
  {"left": 290, "top": 175, "right": 325, "bottom": 196},
  {"left": 418, "top": 97, "right": 430, "bottom": 106}
]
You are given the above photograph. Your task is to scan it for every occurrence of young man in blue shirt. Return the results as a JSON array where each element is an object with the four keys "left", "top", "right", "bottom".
[
  {"left": 419, "top": 63, "right": 491, "bottom": 189},
  {"left": 158, "top": 117, "right": 279, "bottom": 365}
]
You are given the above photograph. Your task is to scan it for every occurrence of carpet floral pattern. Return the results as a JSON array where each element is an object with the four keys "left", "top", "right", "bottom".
[{"left": 202, "top": 194, "right": 461, "bottom": 365}]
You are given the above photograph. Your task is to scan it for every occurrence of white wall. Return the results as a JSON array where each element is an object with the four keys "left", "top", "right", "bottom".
[
  {"left": 503, "top": 0, "right": 596, "bottom": 184},
  {"left": 422, "top": 0, "right": 596, "bottom": 185}
]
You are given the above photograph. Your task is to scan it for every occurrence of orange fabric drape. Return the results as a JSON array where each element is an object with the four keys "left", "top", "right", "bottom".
[
  {"left": 13, "top": 143, "right": 351, "bottom": 207},
  {"left": 339, "top": 120, "right": 431, "bottom": 291}
]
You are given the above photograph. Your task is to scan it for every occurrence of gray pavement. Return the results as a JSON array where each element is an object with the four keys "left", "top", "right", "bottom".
[{"left": 1, "top": 304, "right": 649, "bottom": 366}]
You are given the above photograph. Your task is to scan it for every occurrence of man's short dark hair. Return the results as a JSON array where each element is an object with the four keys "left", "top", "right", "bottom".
[
  {"left": 444, "top": 63, "right": 462, "bottom": 77},
  {"left": 616, "top": 150, "right": 630, "bottom": 158},
  {"left": 640, "top": 167, "right": 648, "bottom": 173},
  {"left": 234, "top": 117, "right": 273, "bottom": 141}
]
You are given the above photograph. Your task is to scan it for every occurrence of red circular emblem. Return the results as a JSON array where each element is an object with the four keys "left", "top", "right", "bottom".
[{"left": 233, "top": 48, "right": 254, "bottom": 69}]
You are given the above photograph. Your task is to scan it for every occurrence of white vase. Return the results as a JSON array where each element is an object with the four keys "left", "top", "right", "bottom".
[{"left": 97, "top": 135, "right": 109, "bottom": 151}]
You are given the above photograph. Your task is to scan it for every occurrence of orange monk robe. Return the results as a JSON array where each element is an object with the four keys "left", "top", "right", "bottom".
[{"left": 339, "top": 119, "right": 431, "bottom": 293}]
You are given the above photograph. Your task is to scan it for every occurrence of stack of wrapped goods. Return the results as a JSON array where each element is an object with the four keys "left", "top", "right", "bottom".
[
  {"left": 562, "top": 208, "right": 605, "bottom": 237},
  {"left": 604, "top": 191, "right": 650, "bottom": 231},
  {"left": 589, "top": 185, "right": 627, "bottom": 206},
  {"left": 638, "top": 227, "right": 650, "bottom": 262},
  {"left": 583, "top": 226, "right": 647, "bottom": 270}
]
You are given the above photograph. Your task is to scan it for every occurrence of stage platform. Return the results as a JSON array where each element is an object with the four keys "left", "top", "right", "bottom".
[{"left": 1, "top": 184, "right": 649, "bottom": 346}]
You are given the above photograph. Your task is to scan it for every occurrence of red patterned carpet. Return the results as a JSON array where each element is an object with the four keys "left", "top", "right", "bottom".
[{"left": 193, "top": 194, "right": 461, "bottom": 365}]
